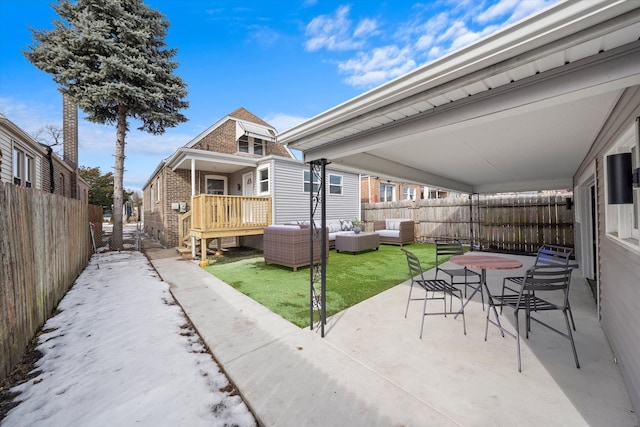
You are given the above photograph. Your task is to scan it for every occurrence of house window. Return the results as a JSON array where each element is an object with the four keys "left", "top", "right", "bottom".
[
  {"left": 329, "top": 174, "right": 342, "bottom": 195},
  {"left": 238, "top": 135, "right": 249, "bottom": 153},
  {"left": 380, "top": 183, "right": 395, "bottom": 202},
  {"left": 403, "top": 186, "right": 416, "bottom": 200},
  {"left": 60, "top": 173, "right": 66, "bottom": 197},
  {"left": 258, "top": 167, "right": 269, "bottom": 194},
  {"left": 254, "top": 138, "right": 264, "bottom": 155},
  {"left": 303, "top": 170, "right": 320, "bottom": 193},
  {"left": 25, "top": 155, "right": 33, "bottom": 188},
  {"left": 13, "top": 145, "right": 36, "bottom": 188},
  {"left": 206, "top": 175, "right": 227, "bottom": 195},
  {"left": 150, "top": 184, "right": 154, "bottom": 212},
  {"left": 13, "top": 147, "right": 23, "bottom": 186},
  {"left": 156, "top": 178, "right": 161, "bottom": 203},
  {"left": 605, "top": 123, "right": 639, "bottom": 251}
]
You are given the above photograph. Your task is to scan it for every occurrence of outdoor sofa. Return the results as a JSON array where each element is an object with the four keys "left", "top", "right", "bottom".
[
  {"left": 263, "top": 224, "right": 329, "bottom": 271},
  {"left": 373, "top": 219, "right": 414, "bottom": 246},
  {"left": 292, "top": 219, "right": 357, "bottom": 249}
]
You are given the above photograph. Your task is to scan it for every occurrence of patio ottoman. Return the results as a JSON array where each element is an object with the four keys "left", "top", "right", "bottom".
[{"left": 335, "top": 232, "right": 380, "bottom": 254}]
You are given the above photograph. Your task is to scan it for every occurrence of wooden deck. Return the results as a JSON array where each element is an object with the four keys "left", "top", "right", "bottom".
[{"left": 178, "top": 194, "right": 271, "bottom": 261}]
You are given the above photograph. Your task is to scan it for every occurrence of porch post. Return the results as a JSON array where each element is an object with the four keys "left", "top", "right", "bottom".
[{"left": 191, "top": 158, "right": 197, "bottom": 258}]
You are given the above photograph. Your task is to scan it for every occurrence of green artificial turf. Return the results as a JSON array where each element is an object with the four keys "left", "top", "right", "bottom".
[{"left": 202, "top": 242, "right": 439, "bottom": 328}]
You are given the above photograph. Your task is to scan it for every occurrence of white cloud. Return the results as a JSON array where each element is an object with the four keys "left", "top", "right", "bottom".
[
  {"left": 507, "top": 0, "right": 558, "bottom": 24},
  {"left": 304, "top": 5, "right": 376, "bottom": 52},
  {"left": 306, "top": 1, "right": 560, "bottom": 89},
  {"left": 264, "top": 112, "right": 308, "bottom": 133},
  {"left": 353, "top": 18, "right": 378, "bottom": 39},
  {"left": 476, "top": 0, "right": 519, "bottom": 24},
  {"left": 338, "top": 45, "right": 416, "bottom": 88},
  {"left": 248, "top": 25, "right": 281, "bottom": 48}
]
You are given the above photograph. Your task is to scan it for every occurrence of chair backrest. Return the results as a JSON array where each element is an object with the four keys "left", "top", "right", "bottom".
[
  {"left": 535, "top": 245, "right": 573, "bottom": 267},
  {"left": 435, "top": 239, "right": 464, "bottom": 268},
  {"left": 402, "top": 248, "right": 425, "bottom": 281},
  {"left": 522, "top": 265, "right": 573, "bottom": 304}
]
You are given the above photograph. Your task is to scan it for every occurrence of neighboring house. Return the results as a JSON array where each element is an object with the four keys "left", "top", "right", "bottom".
[
  {"left": 360, "top": 175, "right": 460, "bottom": 203},
  {"left": 142, "top": 107, "right": 360, "bottom": 253},
  {"left": 280, "top": 0, "right": 640, "bottom": 416},
  {"left": 1, "top": 113, "right": 46, "bottom": 190},
  {"left": 0, "top": 97, "right": 87, "bottom": 200}
]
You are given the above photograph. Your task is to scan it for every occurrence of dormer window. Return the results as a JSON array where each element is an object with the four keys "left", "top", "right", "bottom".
[
  {"left": 238, "top": 135, "right": 249, "bottom": 153},
  {"left": 254, "top": 138, "right": 263, "bottom": 155},
  {"left": 237, "top": 135, "right": 265, "bottom": 156}
]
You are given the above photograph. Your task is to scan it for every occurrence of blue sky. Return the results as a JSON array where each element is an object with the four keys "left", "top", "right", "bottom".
[{"left": 0, "top": 0, "right": 559, "bottom": 192}]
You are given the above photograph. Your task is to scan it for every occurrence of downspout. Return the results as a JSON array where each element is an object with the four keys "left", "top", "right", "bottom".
[
  {"left": 191, "top": 158, "right": 197, "bottom": 259},
  {"left": 46, "top": 145, "right": 55, "bottom": 193}
]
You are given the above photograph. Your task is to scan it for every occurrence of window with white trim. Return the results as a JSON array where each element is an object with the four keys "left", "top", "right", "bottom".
[
  {"left": 156, "top": 178, "right": 161, "bottom": 203},
  {"left": 13, "top": 148, "right": 23, "bottom": 185},
  {"left": 403, "top": 186, "right": 416, "bottom": 200},
  {"left": 329, "top": 174, "right": 342, "bottom": 195},
  {"left": 150, "top": 184, "right": 155, "bottom": 212},
  {"left": 380, "top": 183, "right": 395, "bottom": 202},
  {"left": 206, "top": 175, "right": 227, "bottom": 195},
  {"left": 303, "top": 170, "right": 319, "bottom": 193},
  {"left": 257, "top": 167, "right": 269, "bottom": 194},
  {"left": 254, "top": 138, "right": 264, "bottom": 155},
  {"left": 605, "top": 123, "right": 639, "bottom": 250},
  {"left": 13, "top": 145, "right": 35, "bottom": 188},
  {"left": 238, "top": 135, "right": 249, "bottom": 153},
  {"left": 238, "top": 135, "right": 265, "bottom": 156}
]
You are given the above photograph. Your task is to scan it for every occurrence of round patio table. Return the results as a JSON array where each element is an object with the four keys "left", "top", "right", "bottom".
[{"left": 449, "top": 254, "right": 523, "bottom": 319}]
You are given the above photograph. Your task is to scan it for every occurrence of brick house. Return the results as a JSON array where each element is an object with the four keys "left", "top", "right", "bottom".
[
  {"left": 359, "top": 175, "right": 457, "bottom": 203},
  {"left": 142, "top": 107, "right": 360, "bottom": 252}
]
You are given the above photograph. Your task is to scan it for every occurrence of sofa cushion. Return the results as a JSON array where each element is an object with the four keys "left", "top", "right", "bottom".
[
  {"left": 328, "top": 222, "right": 342, "bottom": 233},
  {"left": 385, "top": 219, "right": 400, "bottom": 230},
  {"left": 340, "top": 219, "right": 353, "bottom": 231},
  {"left": 378, "top": 229, "right": 400, "bottom": 238},
  {"left": 267, "top": 225, "right": 301, "bottom": 230}
]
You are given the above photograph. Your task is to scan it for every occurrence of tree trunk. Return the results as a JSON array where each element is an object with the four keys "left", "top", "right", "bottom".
[{"left": 110, "top": 104, "right": 128, "bottom": 250}]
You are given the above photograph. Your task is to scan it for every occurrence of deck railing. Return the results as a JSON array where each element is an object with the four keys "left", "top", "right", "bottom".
[{"left": 191, "top": 194, "right": 271, "bottom": 231}]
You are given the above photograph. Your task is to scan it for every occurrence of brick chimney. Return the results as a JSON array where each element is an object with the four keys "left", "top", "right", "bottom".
[{"left": 62, "top": 93, "right": 78, "bottom": 198}]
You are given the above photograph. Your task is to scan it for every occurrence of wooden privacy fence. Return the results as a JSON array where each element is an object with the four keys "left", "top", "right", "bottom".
[
  {"left": 0, "top": 184, "right": 92, "bottom": 381},
  {"left": 362, "top": 193, "right": 573, "bottom": 254}
]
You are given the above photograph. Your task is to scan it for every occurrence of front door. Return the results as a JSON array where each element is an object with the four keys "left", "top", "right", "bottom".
[
  {"left": 242, "top": 173, "right": 254, "bottom": 197},
  {"left": 242, "top": 172, "right": 254, "bottom": 223}
]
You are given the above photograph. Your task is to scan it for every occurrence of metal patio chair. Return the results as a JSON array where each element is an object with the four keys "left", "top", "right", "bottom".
[
  {"left": 402, "top": 248, "right": 466, "bottom": 338},
  {"left": 500, "top": 245, "right": 576, "bottom": 331},
  {"left": 435, "top": 239, "right": 483, "bottom": 309},
  {"left": 486, "top": 265, "right": 580, "bottom": 372}
]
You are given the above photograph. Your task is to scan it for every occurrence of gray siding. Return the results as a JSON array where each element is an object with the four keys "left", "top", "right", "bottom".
[
  {"left": 270, "top": 157, "right": 360, "bottom": 224},
  {"left": 0, "top": 128, "right": 11, "bottom": 183},
  {"left": 575, "top": 86, "right": 640, "bottom": 415}
]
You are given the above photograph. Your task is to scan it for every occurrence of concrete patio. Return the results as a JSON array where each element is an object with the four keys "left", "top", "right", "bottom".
[{"left": 145, "top": 241, "right": 638, "bottom": 426}]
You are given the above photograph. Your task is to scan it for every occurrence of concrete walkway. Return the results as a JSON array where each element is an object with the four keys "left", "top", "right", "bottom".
[{"left": 143, "top": 239, "right": 638, "bottom": 427}]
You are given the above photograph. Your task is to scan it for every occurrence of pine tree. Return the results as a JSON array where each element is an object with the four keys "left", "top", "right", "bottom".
[{"left": 25, "top": 0, "right": 188, "bottom": 249}]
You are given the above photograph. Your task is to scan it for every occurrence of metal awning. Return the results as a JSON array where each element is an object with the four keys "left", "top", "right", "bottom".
[{"left": 238, "top": 121, "right": 276, "bottom": 142}]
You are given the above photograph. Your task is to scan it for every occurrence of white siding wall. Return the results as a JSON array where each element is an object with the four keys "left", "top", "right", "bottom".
[
  {"left": 575, "top": 86, "right": 640, "bottom": 415},
  {"left": 270, "top": 157, "right": 360, "bottom": 224},
  {"left": 0, "top": 126, "right": 12, "bottom": 183}
]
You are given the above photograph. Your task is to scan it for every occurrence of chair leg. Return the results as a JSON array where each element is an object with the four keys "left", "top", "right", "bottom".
[
  {"left": 404, "top": 283, "right": 414, "bottom": 318},
  {"left": 515, "top": 311, "right": 522, "bottom": 373},
  {"left": 420, "top": 290, "right": 428, "bottom": 339},
  {"left": 457, "top": 289, "right": 466, "bottom": 335},
  {"left": 567, "top": 301, "right": 576, "bottom": 331},
  {"left": 500, "top": 278, "right": 506, "bottom": 314},
  {"left": 564, "top": 310, "right": 580, "bottom": 368}
]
